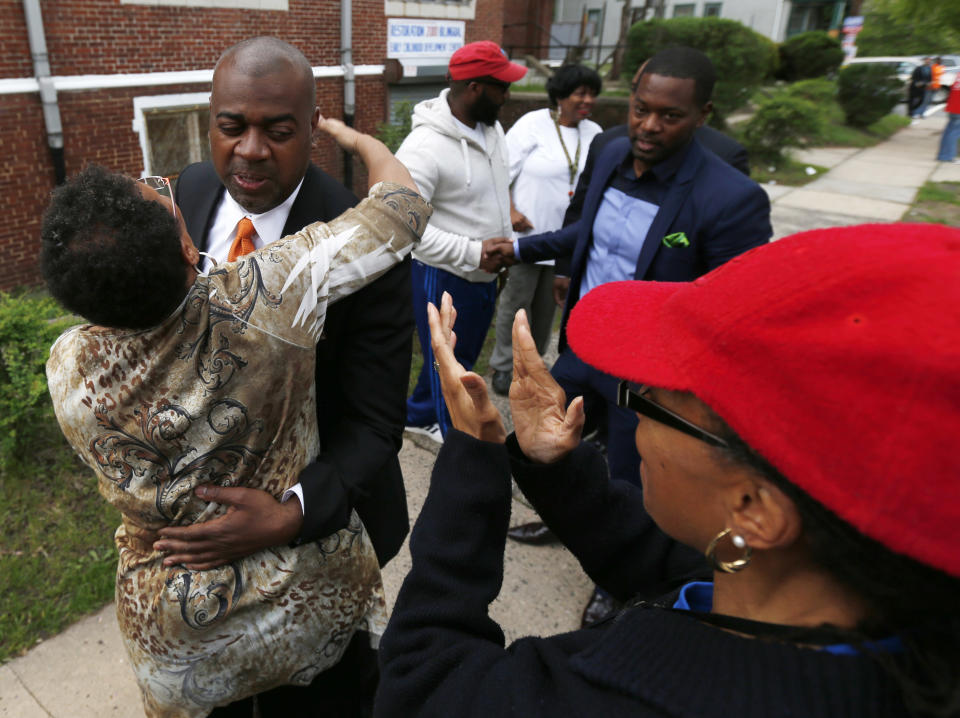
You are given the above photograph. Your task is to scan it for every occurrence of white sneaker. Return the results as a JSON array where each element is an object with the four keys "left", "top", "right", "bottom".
[{"left": 406, "top": 423, "right": 444, "bottom": 444}]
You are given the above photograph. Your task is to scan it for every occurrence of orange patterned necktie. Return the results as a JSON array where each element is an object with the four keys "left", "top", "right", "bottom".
[{"left": 227, "top": 217, "right": 256, "bottom": 262}]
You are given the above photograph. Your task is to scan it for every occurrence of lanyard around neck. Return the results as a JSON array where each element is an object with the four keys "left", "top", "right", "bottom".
[{"left": 552, "top": 110, "right": 581, "bottom": 197}]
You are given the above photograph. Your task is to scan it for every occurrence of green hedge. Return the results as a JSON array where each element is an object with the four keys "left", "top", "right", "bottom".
[
  {"left": 741, "top": 94, "right": 825, "bottom": 163},
  {"left": 780, "top": 77, "right": 839, "bottom": 106},
  {"left": 375, "top": 100, "right": 414, "bottom": 153},
  {"left": 623, "top": 17, "right": 778, "bottom": 124},
  {"left": 778, "top": 31, "right": 844, "bottom": 82},
  {"left": 837, "top": 63, "right": 903, "bottom": 127},
  {"left": 0, "top": 293, "right": 74, "bottom": 472}
]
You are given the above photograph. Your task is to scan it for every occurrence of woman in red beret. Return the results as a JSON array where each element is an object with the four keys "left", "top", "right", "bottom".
[{"left": 376, "top": 223, "right": 960, "bottom": 718}]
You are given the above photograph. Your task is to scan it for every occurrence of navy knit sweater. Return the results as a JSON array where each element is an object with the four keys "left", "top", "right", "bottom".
[{"left": 375, "top": 430, "right": 909, "bottom": 717}]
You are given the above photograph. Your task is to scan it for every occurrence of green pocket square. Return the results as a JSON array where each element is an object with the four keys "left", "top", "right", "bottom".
[{"left": 662, "top": 232, "right": 690, "bottom": 248}]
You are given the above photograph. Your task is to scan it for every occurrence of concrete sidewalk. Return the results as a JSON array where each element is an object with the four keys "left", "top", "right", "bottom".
[
  {"left": 771, "top": 111, "right": 959, "bottom": 236},
  {"left": 2, "top": 111, "right": 956, "bottom": 718}
]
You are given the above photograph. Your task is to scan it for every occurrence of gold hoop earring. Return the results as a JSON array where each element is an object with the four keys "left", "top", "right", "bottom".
[{"left": 705, "top": 527, "right": 752, "bottom": 574}]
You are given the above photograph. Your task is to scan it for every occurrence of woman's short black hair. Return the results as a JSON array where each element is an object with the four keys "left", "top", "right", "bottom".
[
  {"left": 41, "top": 164, "right": 188, "bottom": 330},
  {"left": 547, "top": 64, "right": 602, "bottom": 108}
]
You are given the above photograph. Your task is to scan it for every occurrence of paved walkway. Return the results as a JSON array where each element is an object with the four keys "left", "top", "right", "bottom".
[
  {"left": 771, "top": 112, "right": 958, "bottom": 236},
  {"left": 2, "top": 111, "right": 957, "bottom": 718}
]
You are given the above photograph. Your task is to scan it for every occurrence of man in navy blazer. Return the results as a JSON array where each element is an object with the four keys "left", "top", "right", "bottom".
[{"left": 504, "top": 47, "right": 771, "bottom": 625}]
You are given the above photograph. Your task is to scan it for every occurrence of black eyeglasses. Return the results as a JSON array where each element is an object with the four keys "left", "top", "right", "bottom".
[{"left": 617, "top": 381, "right": 729, "bottom": 448}]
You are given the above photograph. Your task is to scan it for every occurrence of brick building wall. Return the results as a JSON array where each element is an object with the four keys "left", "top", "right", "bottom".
[
  {"left": 0, "top": 93, "right": 51, "bottom": 288},
  {"left": 0, "top": 0, "right": 500, "bottom": 291},
  {"left": 469, "top": 0, "right": 504, "bottom": 44},
  {"left": 503, "top": 0, "right": 554, "bottom": 59}
]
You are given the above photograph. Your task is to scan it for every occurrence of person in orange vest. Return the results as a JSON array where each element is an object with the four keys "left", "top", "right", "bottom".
[
  {"left": 936, "top": 76, "right": 960, "bottom": 162},
  {"left": 931, "top": 56, "right": 944, "bottom": 95}
]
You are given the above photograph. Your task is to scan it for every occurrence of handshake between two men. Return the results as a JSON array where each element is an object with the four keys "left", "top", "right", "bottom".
[{"left": 479, "top": 236, "right": 517, "bottom": 274}]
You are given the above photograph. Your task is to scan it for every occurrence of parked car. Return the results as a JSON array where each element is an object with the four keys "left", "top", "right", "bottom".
[{"left": 843, "top": 56, "right": 920, "bottom": 102}]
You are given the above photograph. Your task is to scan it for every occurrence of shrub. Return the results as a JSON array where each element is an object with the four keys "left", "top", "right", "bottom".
[
  {"left": 624, "top": 17, "right": 778, "bottom": 124},
  {"left": 781, "top": 77, "right": 838, "bottom": 106},
  {"left": 375, "top": 100, "right": 413, "bottom": 153},
  {"left": 0, "top": 293, "right": 74, "bottom": 472},
  {"left": 837, "top": 63, "right": 903, "bottom": 127},
  {"left": 778, "top": 31, "right": 844, "bottom": 81},
  {"left": 741, "top": 95, "right": 825, "bottom": 164}
]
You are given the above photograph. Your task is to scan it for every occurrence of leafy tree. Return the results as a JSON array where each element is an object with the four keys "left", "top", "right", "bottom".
[
  {"left": 879, "top": 0, "right": 960, "bottom": 29},
  {"left": 624, "top": 18, "right": 778, "bottom": 126},
  {"left": 856, "top": 0, "right": 960, "bottom": 56}
]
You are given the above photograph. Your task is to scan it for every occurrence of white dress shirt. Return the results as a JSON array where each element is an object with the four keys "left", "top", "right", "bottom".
[{"left": 200, "top": 178, "right": 305, "bottom": 272}]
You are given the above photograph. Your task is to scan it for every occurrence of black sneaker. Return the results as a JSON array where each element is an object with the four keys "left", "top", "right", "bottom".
[{"left": 492, "top": 370, "right": 511, "bottom": 396}]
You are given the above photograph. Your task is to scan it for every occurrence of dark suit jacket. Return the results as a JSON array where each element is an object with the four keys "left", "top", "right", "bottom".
[
  {"left": 519, "top": 137, "right": 771, "bottom": 352},
  {"left": 563, "top": 123, "right": 750, "bottom": 230},
  {"left": 176, "top": 161, "right": 413, "bottom": 566}
]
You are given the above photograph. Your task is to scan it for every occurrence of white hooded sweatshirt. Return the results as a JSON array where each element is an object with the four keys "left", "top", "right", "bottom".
[{"left": 396, "top": 88, "right": 512, "bottom": 283}]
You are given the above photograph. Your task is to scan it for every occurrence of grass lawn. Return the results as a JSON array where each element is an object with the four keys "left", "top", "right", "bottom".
[
  {"left": 0, "top": 428, "right": 120, "bottom": 663},
  {"left": 750, "top": 159, "right": 829, "bottom": 187},
  {"left": 902, "top": 181, "right": 960, "bottom": 224},
  {"left": 815, "top": 113, "right": 911, "bottom": 147},
  {"left": 0, "top": 289, "right": 120, "bottom": 663}
]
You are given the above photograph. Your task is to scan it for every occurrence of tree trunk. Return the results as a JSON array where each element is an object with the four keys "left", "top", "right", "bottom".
[{"left": 607, "top": 0, "right": 656, "bottom": 80}]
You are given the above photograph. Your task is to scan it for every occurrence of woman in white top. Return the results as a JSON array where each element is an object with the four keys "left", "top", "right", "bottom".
[{"left": 489, "top": 65, "right": 603, "bottom": 395}]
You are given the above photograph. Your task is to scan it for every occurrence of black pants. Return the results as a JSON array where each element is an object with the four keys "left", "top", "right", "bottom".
[{"left": 209, "top": 632, "right": 379, "bottom": 718}]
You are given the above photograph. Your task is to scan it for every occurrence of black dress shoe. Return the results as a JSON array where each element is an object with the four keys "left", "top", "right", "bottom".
[
  {"left": 492, "top": 369, "right": 511, "bottom": 396},
  {"left": 506, "top": 521, "right": 559, "bottom": 545},
  {"left": 581, "top": 588, "right": 620, "bottom": 628}
]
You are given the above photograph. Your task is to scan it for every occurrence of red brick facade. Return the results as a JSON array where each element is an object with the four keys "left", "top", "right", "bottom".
[
  {"left": 468, "top": 0, "right": 504, "bottom": 45},
  {"left": 0, "top": 0, "right": 501, "bottom": 290},
  {"left": 502, "top": 0, "right": 553, "bottom": 59}
]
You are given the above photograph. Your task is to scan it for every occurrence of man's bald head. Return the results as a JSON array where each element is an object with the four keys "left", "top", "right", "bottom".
[
  {"left": 208, "top": 37, "right": 321, "bottom": 214},
  {"left": 215, "top": 37, "right": 316, "bottom": 107}
]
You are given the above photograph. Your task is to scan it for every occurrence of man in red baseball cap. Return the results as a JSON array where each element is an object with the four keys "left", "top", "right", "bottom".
[
  {"left": 447, "top": 40, "right": 528, "bottom": 85},
  {"left": 397, "top": 42, "right": 526, "bottom": 445}
]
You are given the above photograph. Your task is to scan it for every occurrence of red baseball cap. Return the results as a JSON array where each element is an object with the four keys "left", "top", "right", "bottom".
[
  {"left": 566, "top": 223, "right": 960, "bottom": 577},
  {"left": 448, "top": 41, "right": 527, "bottom": 83}
]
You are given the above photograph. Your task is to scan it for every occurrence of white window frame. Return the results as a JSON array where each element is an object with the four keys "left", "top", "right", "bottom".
[
  {"left": 384, "top": 0, "right": 476, "bottom": 21},
  {"left": 703, "top": 2, "right": 722, "bottom": 17}
]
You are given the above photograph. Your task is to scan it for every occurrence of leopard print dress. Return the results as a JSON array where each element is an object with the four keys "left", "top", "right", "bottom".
[{"left": 46, "top": 183, "right": 429, "bottom": 717}]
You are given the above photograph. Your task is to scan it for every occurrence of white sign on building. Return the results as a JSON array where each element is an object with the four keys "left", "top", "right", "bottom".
[{"left": 387, "top": 19, "right": 465, "bottom": 60}]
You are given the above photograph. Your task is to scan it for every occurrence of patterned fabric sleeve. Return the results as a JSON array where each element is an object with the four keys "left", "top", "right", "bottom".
[{"left": 213, "top": 181, "right": 429, "bottom": 348}]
